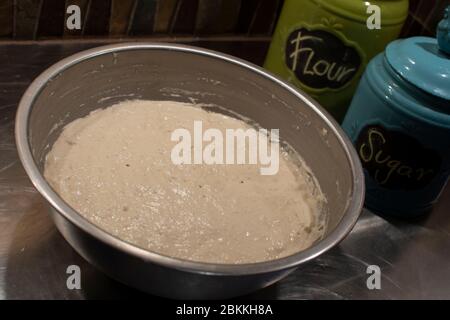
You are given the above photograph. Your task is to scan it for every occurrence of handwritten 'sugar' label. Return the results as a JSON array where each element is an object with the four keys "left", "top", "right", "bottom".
[
  {"left": 285, "top": 27, "right": 361, "bottom": 90},
  {"left": 356, "top": 125, "right": 441, "bottom": 190}
]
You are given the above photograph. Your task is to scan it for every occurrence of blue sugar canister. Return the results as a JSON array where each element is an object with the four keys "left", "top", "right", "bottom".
[{"left": 342, "top": 7, "right": 450, "bottom": 217}]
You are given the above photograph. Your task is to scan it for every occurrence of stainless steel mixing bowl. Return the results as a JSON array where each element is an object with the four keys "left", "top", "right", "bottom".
[{"left": 15, "top": 43, "right": 364, "bottom": 299}]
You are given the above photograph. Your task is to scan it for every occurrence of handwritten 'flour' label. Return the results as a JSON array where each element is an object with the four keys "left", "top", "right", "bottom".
[
  {"left": 285, "top": 27, "right": 361, "bottom": 90},
  {"left": 356, "top": 125, "right": 441, "bottom": 190}
]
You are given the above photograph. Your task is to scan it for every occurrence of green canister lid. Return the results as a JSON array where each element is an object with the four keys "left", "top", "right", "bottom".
[{"left": 311, "top": 0, "right": 409, "bottom": 25}]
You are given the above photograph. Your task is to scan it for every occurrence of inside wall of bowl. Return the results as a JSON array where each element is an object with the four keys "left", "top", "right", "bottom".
[{"left": 28, "top": 47, "right": 353, "bottom": 236}]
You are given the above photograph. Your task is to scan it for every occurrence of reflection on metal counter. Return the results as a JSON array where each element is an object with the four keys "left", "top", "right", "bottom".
[{"left": 1, "top": 41, "right": 450, "bottom": 300}]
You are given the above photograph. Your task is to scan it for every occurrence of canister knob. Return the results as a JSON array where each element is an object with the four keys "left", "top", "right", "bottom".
[{"left": 437, "top": 6, "right": 450, "bottom": 55}]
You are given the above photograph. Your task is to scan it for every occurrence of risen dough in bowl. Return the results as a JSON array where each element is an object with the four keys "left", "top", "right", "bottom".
[{"left": 44, "top": 100, "right": 326, "bottom": 264}]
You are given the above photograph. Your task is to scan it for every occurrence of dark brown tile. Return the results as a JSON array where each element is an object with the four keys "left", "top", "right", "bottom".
[
  {"left": 270, "top": 0, "right": 284, "bottom": 34},
  {"left": 129, "top": 0, "right": 157, "bottom": 35},
  {"left": 408, "top": 0, "right": 421, "bottom": 15},
  {"left": 83, "top": 0, "right": 111, "bottom": 36},
  {"left": 171, "top": 0, "right": 198, "bottom": 34},
  {"left": 217, "top": 0, "right": 241, "bottom": 33},
  {"left": 37, "top": 0, "right": 65, "bottom": 38},
  {"left": 400, "top": 15, "right": 415, "bottom": 38},
  {"left": 14, "top": 0, "right": 42, "bottom": 39},
  {"left": 248, "top": 0, "right": 282, "bottom": 35},
  {"left": 195, "top": 0, "right": 221, "bottom": 33},
  {"left": 110, "top": 0, "right": 135, "bottom": 36},
  {"left": 154, "top": 0, "right": 178, "bottom": 33},
  {"left": 408, "top": 16, "right": 426, "bottom": 36},
  {"left": 415, "top": 0, "right": 438, "bottom": 24},
  {"left": 0, "top": 0, "right": 14, "bottom": 38},
  {"left": 424, "top": 0, "right": 449, "bottom": 35},
  {"left": 236, "top": 0, "right": 259, "bottom": 34},
  {"left": 196, "top": 0, "right": 241, "bottom": 34}
]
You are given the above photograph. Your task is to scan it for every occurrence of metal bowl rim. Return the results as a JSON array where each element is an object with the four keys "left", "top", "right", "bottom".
[{"left": 15, "top": 42, "right": 365, "bottom": 276}]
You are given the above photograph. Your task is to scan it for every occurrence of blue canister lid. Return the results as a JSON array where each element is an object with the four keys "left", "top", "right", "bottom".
[
  {"left": 437, "top": 6, "right": 450, "bottom": 55},
  {"left": 385, "top": 36, "right": 450, "bottom": 101}
]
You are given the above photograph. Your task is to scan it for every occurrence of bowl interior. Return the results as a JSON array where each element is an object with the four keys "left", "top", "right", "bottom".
[{"left": 26, "top": 45, "right": 356, "bottom": 247}]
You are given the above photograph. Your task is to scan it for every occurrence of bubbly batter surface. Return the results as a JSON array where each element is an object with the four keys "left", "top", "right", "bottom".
[{"left": 44, "top": 100, "right": 326, "bottom": 264}]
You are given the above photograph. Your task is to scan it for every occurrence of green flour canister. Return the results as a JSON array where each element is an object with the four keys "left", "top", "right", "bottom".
[{"left": 264, "top": 0, "right": 409, "bottom": 121}]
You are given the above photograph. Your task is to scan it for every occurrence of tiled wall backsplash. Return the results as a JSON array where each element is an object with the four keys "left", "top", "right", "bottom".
[
  {"left": 0, "top": 0, "right": 447, "bottom": 40},
  {"left": 401, "top": 0, "right": 449, "bottom": 37}
]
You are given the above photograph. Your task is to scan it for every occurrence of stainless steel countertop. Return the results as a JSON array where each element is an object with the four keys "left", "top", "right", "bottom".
[{"left": 1, "top": 41, "right": 449, "bottom": 300}]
